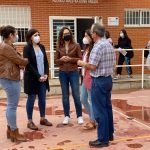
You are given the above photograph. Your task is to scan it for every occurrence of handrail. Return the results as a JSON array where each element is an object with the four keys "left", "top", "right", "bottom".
[
  {"left": 48, "top": 48, "right": 150, "bottom": 88},
  {"left": 114, "top": 48, "right": 150, "bottom": 88}
]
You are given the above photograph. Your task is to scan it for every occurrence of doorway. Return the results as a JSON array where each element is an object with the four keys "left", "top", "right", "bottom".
[
  {"left": 49, "top": 16, "right": 94, "bottom": 78},
  {"left": 77, "top": 18, "right": 94, "bottom": 49}
]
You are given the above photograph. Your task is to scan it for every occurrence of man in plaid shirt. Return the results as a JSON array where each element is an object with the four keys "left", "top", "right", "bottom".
[{"left": 78, "top": 24, "right": 115, "bottom": 148}]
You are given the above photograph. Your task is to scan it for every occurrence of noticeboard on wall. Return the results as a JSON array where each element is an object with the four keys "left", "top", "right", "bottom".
[{"left": 108, "top": 17, "right": 119, "bottom": 26}]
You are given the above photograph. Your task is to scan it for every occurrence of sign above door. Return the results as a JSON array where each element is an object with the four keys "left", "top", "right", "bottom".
[{"left": 52, "top": 0, "right": 98, "bottom": 4}]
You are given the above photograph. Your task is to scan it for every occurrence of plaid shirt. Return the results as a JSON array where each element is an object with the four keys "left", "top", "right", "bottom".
[{"left": 89, "top": 38, "right": 115, "bottom": 77}]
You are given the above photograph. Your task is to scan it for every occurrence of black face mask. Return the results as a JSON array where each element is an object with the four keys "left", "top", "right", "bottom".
[{"left": 63, "top": 34, "right": 71, "bottom": 41}]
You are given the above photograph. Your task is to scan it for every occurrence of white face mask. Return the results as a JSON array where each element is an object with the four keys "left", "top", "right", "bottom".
[
  {"left": 83, "top": 37, "right": 90, "bottom": 45},
  {"left": 11, "top": 34, "right": 19, "bottom": 43},
  {"left": 15, "top": 35, "right": 19, "bottom": 43},
  {"left": 120, "top": 32, "right": 124, "bottom": 38},
  {"left": 33, "top": 35, "right": 40, "bottom": 44}
]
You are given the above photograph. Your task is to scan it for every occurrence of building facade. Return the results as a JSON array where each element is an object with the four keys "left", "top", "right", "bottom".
[{"left": 0, "top": 0, "right": 150, "bottom": 78}]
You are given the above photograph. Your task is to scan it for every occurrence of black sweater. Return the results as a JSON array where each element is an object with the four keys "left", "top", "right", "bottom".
[
  {"left": 23, "top": 43, "right": 50, "bottom": 94},
  {"left": 115, "top": 37, "right": 134, "bottom": 58}
]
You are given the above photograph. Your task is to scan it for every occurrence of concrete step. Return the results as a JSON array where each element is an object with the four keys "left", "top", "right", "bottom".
[
  {"left": 38, "top": 75, "right": 150, "bottom": 95},
  {"left": 0, "top": 74, "right": 150, "bottom": 98},
  {"left": 112, "top": 74, "right": 150, "bottom": 89}
]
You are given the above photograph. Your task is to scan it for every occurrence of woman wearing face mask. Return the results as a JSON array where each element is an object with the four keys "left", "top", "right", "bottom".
[
  {"left": 55, "top": 26, "right": 83, "bottom": 125},
  {"left": 80, "top": 30, "right": 96, "bottom": 130},
  {"left": 23, "top": 29, "right": 52, "bottom": 130},
  {"left": 114, "top": 29, "right": 134, "bottom": 79},
  {"left": 0, "top": 25, "right": 28, "bottom": 142}
]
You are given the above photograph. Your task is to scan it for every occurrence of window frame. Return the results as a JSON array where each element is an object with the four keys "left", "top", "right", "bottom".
[
  {"left": 49, "top": 16, "right": 77, "bottom": 78},
  {"left": 124, "top": 8, "right": 150, "bottom": 27},
  {"left": 0, "top": 5, "right": 31, "bottom": 44},
  {"left": 49, "top": 16, "right": 95, "bottom": 78}
]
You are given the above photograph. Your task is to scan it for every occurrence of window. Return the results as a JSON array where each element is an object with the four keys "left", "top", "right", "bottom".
[
  {"left": 49, "top": 16, "right": 94, "bottom": 78},
  {"left": 50, "top": 17, "right": 76, "bottom": 78},
  {"left": 0, "top": 6, "right": 31, "bottom": 42},
  {"left": 125, "top": 9, "right": 150, "bottom": 27}
]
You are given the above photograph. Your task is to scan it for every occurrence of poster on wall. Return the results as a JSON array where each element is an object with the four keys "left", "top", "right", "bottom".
[
  {"left": 52, "top": 0, "right": 98, "bottom": 4},
  {"left": 108, "top": 17, "right": 119, "bottom": 26}
]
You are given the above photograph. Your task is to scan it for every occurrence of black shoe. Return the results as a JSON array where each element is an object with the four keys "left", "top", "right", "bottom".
[
  {"left": 27, "top": 122, "right": 38, "bottom": 130},
  {"left": 40, "top": 119, "right": 53, "bottom": 126},
  {"left": 109, "top": 135, "right": 114, "bottom": 141},
  {"left": 89, "top": 139, "right": 109, "bottom": 148}
]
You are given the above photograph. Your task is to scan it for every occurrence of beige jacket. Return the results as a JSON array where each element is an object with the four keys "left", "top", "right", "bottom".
[{"left": 0, "top": 41, "right": 28, "bottom": 80}]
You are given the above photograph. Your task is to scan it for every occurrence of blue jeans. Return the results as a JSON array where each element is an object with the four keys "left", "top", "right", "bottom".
[
  {"left": 59, "top": 71, "right": 82, "bottom": 118},
  {"left": 80, "top": 83, "right": 94, "bottom": 121},
  {"left": 117, "top": 54, "right": 132, "bottom": 75},
  {"left": 26, "top": 82, "right": 46, "bottom": 120},
  {"left": 91, "top": 76, "right": 114, "bottom": 143},
  {"left": 0, "top": 78, "right": 21, "bottom": 130},
  {"left": 125, "top": 56, "right": 132, "bottom": 75}
]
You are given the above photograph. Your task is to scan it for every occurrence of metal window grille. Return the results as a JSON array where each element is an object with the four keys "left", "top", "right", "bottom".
[
  {"left": 50, "top": 17, "right": 76, "bottom": 78},
  {"left": 49, "top": 16, "right": 95, "bottom": 78},
  {"left": 0, "top": 5, "right": 31, "bottom": 42},
  {"left": 125, "top": 9, "right": 150, "bottom": 27}
]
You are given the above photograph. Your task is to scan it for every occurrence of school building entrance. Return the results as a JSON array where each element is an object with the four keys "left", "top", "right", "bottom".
[{"left": 50, "top": 16, "right": 95, "bottom": 78}]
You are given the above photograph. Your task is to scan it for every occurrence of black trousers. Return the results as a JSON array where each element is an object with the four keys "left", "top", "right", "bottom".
[{"left": 117, "top": 54, "right": 132, "bottom": 75}]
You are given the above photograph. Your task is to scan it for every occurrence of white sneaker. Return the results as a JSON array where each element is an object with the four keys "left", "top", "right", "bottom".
[
  {"left": 63, "top": 116, "right": 70, "bottom": 125},
  {"left": 113, "top": 74, "right": 120, "bottom": 80},
  {"left": 77, "top": 116, "right": 84, "bottom": 125},
  {"left": 127, "top": 75, "right": 133, "bottom": 78}
]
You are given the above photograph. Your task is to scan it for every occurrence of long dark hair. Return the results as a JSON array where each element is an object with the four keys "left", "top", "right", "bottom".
[
  {"left": 119, "top": 28, "right": 130, "bottom": 40},
  {"left": 57, "top": 26, "right": 75, "bottom": 48},
  {"left": 84, "top": 29, "right": 94, "bottom": 58},
  {"left": 26, "top": 28, "right": 39, "bottom": 44},
  {"left": 105, "top": 30, "right": 110, "bottom": 39}
]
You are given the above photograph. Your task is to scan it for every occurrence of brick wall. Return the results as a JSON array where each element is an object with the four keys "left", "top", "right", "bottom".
[{"left": 0, "top": 0, "right": 150, "bottom": 76}]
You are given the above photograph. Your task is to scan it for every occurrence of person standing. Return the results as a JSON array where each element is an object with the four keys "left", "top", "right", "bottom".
[
  {"left": 0, "top": 25, "right": 28, "bottom": 142},
  {"left": 145, "top": 41, "right": 150, "bottom": 72},
  {"left": 23, "top": 29, "right": 52, "bottom": 130},
  {"left": 55, "top": 26, "right": 83, "bottom": 125},
  {"left": 144, "top": 40, "right": 150, "bottom": 58},
  {"left": 105, "top": 30, "right": 116, "bottom": 77},
  {"left": 81, "top": 29, "right": 96, "bottom": 130},
  {"left": 105, "top": 30, "right": 113, "bottom": 45},
  {"left": 78, "top": 24, "right": 115, "bottom": 148},
  {"left": 114, "top": 29, "right": 134, "bottom": 79}
]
